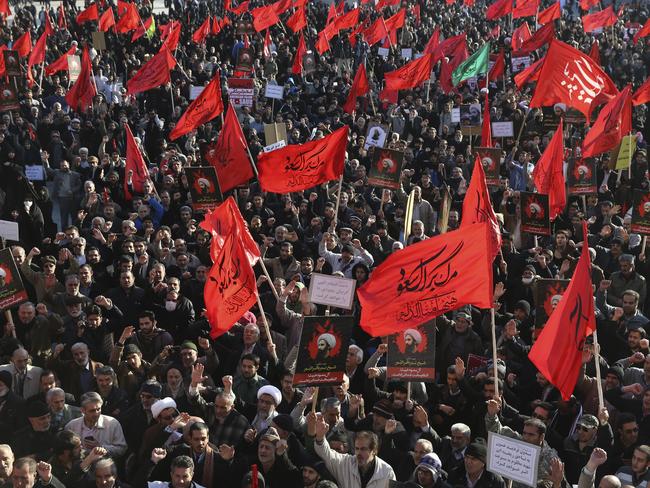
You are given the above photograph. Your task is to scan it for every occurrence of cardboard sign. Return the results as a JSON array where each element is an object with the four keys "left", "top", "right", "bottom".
[
  {"left": 293, "top": 316, "right": 354, "bottom": 387},
  {"left": 535, "top": 278, "right": 570, "bottom": 326},
  {"left": 0, "top": 220, "right": 18, "bottom": 241},
  {"left": 185, "top": 167, "right": 223, "bottom": 212},
  {"left": 264, "top": 83, "right": 284, "bottom": 100},
  {"left": 302, "top": 53, "right": 316, "bottom": 74},
  {"left": 386, "top": 325, "right": 436, "bottom": 381},
  {"left": 92, "top": 31, "right": 107, "bottom": 51},
  {"left": 0, "top": 85, "right": 19, "bottom": 111},
  {"left": 487, "top": 432, "right": 541, "bottom": 487},
  {"left": 460, "top": 104, "right": 481, "bottom": 127},
  {"left": 67, "top": 55, "right": 81, "bottom": 82},
  {"left": 264, "top": 122, "right": 287, "bottom": 146},
  {"left": 631, "top": 189, "right": 650, "bottom": 235},
  {"left": 227, "top": 78, "right": 254, "bottom": 108},
  {"left": 2, "top": 50, "right": 20, "bottom": 78},
  {"left": 520, "top": 192, "right": 550, "bottom": 236},
  {"left": 190, "top": 85, "right": 205, "bottom": 100},
  {"left": 610, "top": 134, "right": 636, "bottom": 170},
  {"left": 491, "top": 121, "right": 514, "bottom": 138},
  {"left": 25, "top": 165, "right": 45, "bottom": 181},
  {"left": 364, "top": 123, "right": 388, "bottom": 150},
  {"left": 567, "top": 159, "right": 597, "bottom": 195},
  {"left": 263, "top": 140, "right": 287, "bottom": 153},
  {"left": 368, "top": 148, "right": 405, "bottom": 190},
  {"left": 308, "top": 273, "right": 356, "bottom": 310},
  {"left": 378, "top": 47, "right": 390, "bottom": 58},
  {"left": 473, "top": 147, "right": 502, "bottom": 187},
  {"left": 0, "top": 248, "right": 28, "bottom": 311}
]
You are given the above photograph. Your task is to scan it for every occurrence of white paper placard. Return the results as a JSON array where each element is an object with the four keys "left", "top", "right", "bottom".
[
  {"left": 378, "top": 47, "right": 390, "bottom": 58},
  {"left": 25, "top": 165, "right": 44, "bottom": 181},
  {"left": 308, "top": 273, "right": 357, "bottom": 310},
  {"left": 190, "top": 86, "right": 205, "bottom": 100},
  {"left": 487, "top": 432, "right": 541, "bottom": 487},
  {"left": 67, "top": 55, "right": 81, "bottom": 82},
  {"left": 492, "top": 121, "right": 514, "bottom": 138},
  {"left": 451, "top": 107, "right": 461, "bottom": 123},
  {"left": 265, "top": 83, "right": 284, "bottom": 100},
  {"left": 401, "top": 48, "right": 413, "bottom": 60},
  {"left": 263, "top": 140, "right": 287, "bottom": 153},
  {"left": 0, "top": 220, "right": 19, "bottom": 241}
]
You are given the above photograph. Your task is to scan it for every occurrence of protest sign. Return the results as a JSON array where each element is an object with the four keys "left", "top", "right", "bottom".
[
  {"left": 0, "top": 220, "right": 19, "bottom": 241},
  {"left": 520, "top": 192, "right": 550, "bottom": 236},
  {"left": 227, "top": 78, "right": 254, "bottom": 107},
  {"left": 308, "top": 273, "right": 356, "bottom": 310},
  {"left": 185, "top": 167, "right": 223, "bottom": 211},
  {"left": 368, "top": 148, "right": 405, "bottom": 190},
  {"left": 386, "top": 325, "right": 436, "bottom": 381},
  {"left": 473, "top": 147, "right": 502, "bottom": 187},
  {"left": 492, "top": 121, "right": 514, "bottom": 138},
  {"left": 265, "top": 83, "right": 284, "bottom": 100},
  {"left": 487, "top": 432, "right": 541, "bottom": 487},
  {"left": 567, "top": 159, "right": 597, "bottom": 195},
  {"left": 535, "top": 279, "right": 570, "bottom": 326},
  {"left": 631, "top": 190, "right": 650, "bottom": 235},
  {"left": 0, "top": 248, "right": 28, "bottom": 311}
]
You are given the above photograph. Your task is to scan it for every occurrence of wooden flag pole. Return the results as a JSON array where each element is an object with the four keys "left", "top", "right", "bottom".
[
  {"left": 333, "top": 172, "right": 345, "bottom": 228},
  {"left": 490, "top": 307, "right": 499, "bottom": 398},
  {"left": 592, "top": 330, "right": 604, "bottom": 410},
  {"left": 258, "top": 260, "right": 280, "bottom": 301},
  {"left": 256, "top": 294, "right": 275, "bottom": 349}
]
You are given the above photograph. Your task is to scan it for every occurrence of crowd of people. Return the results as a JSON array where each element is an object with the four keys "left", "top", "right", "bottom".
[{"left": 0, "top": 0, "right": 648, "bottom": 487}]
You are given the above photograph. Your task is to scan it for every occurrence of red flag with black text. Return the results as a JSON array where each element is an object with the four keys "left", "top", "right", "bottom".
[
  {"left": 252, "top": 4, "right": 280, "bottom": 32},
  {"left": 357, "top": 222, "right": 494, "bottom": 337},
  {"left": 169, "top": 72, "right": 224, "bottom": 140},
  {"left": 343, "top": 64, "right": 369, "bottom": 114},
  {"left": 532, "top": 119, "right": 566, "bottom": 219},
  {"left": 582, "top": 6, "right": 617, "bottom": 33},
  {"left": 528, "top": 222, "right": 596, "bottom": 400},
  {"left": 45, "top": 45, "right": 77, "bottom": 75},
  {"left": 632, "top": 77, "right": 650, "bottom": 106},
  {"left": 384, "top": 54, "right": 434, "bottom": 91},
  {"left": 582, "top": 85, "right": 632, "bottom": 158},
  {"left": 76, "top": 3, "right": 99, "bottom": 23},
  {"left": 192, "top": 16, "right": 211, "bottom": 44},
  {"left": 123, "top": 124, "right": 150, "bottom": 200},
  {"left": 513, "top": 0, "right": 539, "bottom": 19},
  {"left": 286, "top": 7, "right": 307, "bottom": 32}
]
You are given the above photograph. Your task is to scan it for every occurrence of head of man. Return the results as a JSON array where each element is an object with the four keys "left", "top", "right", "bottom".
[
  {"left": 179, "top": 342, "right": 198, "bottom": 369},
  {"left": 464, "top": 441, "right": 487, "bottom": 479},
  {"left": 575, "top": 415, "right": 599, "bottom": 444},
  {"left": 94, "top": 458, "right": 117, "bottom": 488},
  {"left": 138, "top": 311, "right": 157, "bottom": 336},
  {"left": 454, "top": 312, "right": 472, "bottom": 333},
  {"left": 240, "top": 353, "right": 259, "bottom": 380},
  {"left": 346, "top": 345, "right": 363, "bottom": 371},
  {"left": 17, "top": 302, "right": 35, "bottom": 325},
  {"left": 450, "top": 423, "right": 471, "bottom": 450},
  {"left": 623, "top": 290, "right": 640, "bottom": 316},
  {"left": 530, "top": 402, "right": 554, "bottom": 425},
  {"left": 522, "top": 418, "right": 546, "bottom": 446},
  {"left": 618, "top": 414, "right": 639, "bottom": 446},
  {"left": 120, "top": 271, "right": 134, "bottom": 290},
  {"left": 54, "top": 430, "right": 82, "bottom": 464},
  {"left": 71, "top": 343, "right": 90, "bottom": 367},
  {"left": 416, "top": 452, "right": 442, "bottom": 488},
  {"left": 152, "top": 397, "right": 178, "bottom": 427},
  {"left": 321, "top": 398, "right": 341, "bottom": 428},
  {"left": 80, "top": 392, "right": 103, "bottom": 426},
  {"left": 139, "top": 380, "right": 163, "bottom": 410},
  {"left": 11, "top": 457, "right": 37, "bottom": 488},
  {"left": 413, "top": 439, "right": 434, "bottom": 465},
  {"left": 11, "top": 348, "right": 29, "bottom": 373},
  {"left": 632, "top": 446, "right": 650, "bottom": 475},
  {"left": 243, "top": 324, "right": 260, "bottom": 347},
  {"left": 619, "top": 254, "right": 635, "bottom": 278},
  {"left": 46, "top": 388, "right": 66, "bottom": 414},
  {"left": 94, "top": 366, "right": 115, "bottom": 396},
  {"left": 214, "top": 392, "right": 234, "bottom": 421},
  {"left": 26, "top": 401, "right": 50, "bottom": 432},
  {"left": 0, "top": 445, "right": 13, "bottom": 481},
  {"left": 170, "top": 456, "right": 194, "bottom": 488},
  {"left": 301, "top": 464, "right": 322, "bottom": 488},
  {"left": 256, "top": 385, "right": 281, "bottom": 418},
  {"left": 39, "top": 370, "right": 57, "bottom": 393},
  {"left": 188, "top": 422, "right": 209, "bottom": 454},
  {"left": 258, "top": 429, "right": 280, "bottom": 467},
  {"left": 354, "top": 431, "right": 378, "bottom": 469}
]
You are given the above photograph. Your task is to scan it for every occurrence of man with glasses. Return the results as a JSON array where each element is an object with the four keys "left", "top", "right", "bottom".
[
  {"left": 561, "top": 413, "right": 613, "bottom": 484},
  {"left": 608, "top": 414, "right": 641, "bottom": 473},
  {"left": 119, "top": 380, "right": 163, "bottom": 455}
]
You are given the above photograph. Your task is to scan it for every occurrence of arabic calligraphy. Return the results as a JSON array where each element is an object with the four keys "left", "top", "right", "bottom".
[
  {"left": 396, "top": 291, "right": 458, "bottom": 322},
  {"left": 396, "top": 242, "right": 462, "bottom": 296},
  {"left": 489, "top": 434, "right": 540, "bottom": 487},
  {"left": 560, "top": 57, "right": 605, "bottom": 105}
]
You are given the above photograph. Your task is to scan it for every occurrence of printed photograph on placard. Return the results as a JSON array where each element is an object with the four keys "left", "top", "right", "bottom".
[
  {"left": 460, "top": 104, "right": 481, "bottom": 127},
  {"left": 364, "top": 123, "right": 389, "bottom": 150},
  {"left": 567, "top": 159, "right": 597, "bottom": 195},
  {"left": 473, "top": 147, "right": 502, "bottom": 187},
  {"left": 235, "top": 47, "right": 254, "bottom": 73},
  {"left": 367, "top": 148, "right": 405, "bottom": 190},
  {"left": 185, "top": 167, "right": 223, "bottom": 212},
  {"left": 535, "top": 278, "right": 570, "bottom": 326},
  {"left": 3, "top": 50, "right": 20, "bottom": 78},
  {"left": 520, "top": 192, "right": 550, "bottom": 236},
  {"left": 302, "top": 53, "right": 316, "bottom": 74},
  {"left": 0, "top": 248, "right": 28, "bottom": 311},
  {"left": 293, "top": 316, "right": 353, "bottom": 387},
  {"left": 0, "top": 85, "right": 19, "bottom": 111},
  {"left": 386, "top": 326, "right": 436, "bottom": 381},
  {"left": 631, "top": 190, "right": 650, "bottom": 236}
]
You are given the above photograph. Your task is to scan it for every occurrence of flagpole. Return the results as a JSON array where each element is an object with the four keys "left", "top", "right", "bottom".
[
  {"left": 333, "top": 172, "right": 345, "bottom": 228},
  {"left": 592, "top": 330, "right": 604, "bottom": 410},
  {"left": 490, "top": 307, "right": 499, "bottom": 399},
  {"left": 257, "top": 260, "right": 280, "bottom": 301}
]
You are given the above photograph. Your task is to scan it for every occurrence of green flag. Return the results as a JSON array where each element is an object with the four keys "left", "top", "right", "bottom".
[{"left": 452, "top": 42, "right": 490, "bottom": 87}]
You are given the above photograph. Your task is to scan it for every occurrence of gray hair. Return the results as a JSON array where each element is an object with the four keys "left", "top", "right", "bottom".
[
  {"left": 80, "top": 392, "right": 103, "bottom": 408},
  {"left": 46, "top": 387, "right": 65, "bottom": 402},
  {"left": 451, "top": 423, "right": 471, "bottom": 438},
  {"left": 321, "top": 397, "right": 341, "bottom": 411},
  {"left": 94, "top": 458, "right": 117, "bottom": 476}
]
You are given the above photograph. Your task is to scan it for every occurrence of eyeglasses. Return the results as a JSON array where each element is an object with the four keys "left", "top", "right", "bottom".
[{"left": 576, "top": 425, "right": 593, "bottom": 432}]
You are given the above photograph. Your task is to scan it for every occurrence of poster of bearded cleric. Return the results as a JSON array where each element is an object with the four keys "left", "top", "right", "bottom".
[
  {"left": 0, "top": 248, "right": 28, "bottom": 310},
  {"left": 520, "top": 192, "right": 551, "bottom": 236},
  {"left": 631, "top": 190, "right": 650, "bottom": 235},
  {"left": 367, "top": 148, "right": 405, "bottom": 190},
  {"left": 293, "top": 316, "right": 354, "bottom": 387},
  {"left": 567, "top": 159, "right": 597, "bottom": 195},
  {"left": 535, "top": 279, "right": 571, "bottom": 326},
  {"left": 386, "top": 326, "right": 436, "bottom": 381},
  {"left": 185, "top": 167, "right": 223, "bottom": 212}
]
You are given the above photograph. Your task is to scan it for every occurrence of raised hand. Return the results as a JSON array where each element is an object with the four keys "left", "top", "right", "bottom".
[
  {"left": 190, "top": 363, "right": 208, "bottom": 388},
  {"left": 218, "top": 444, "right": 235, "bottom": 461},
  {"left": 151, "top": 448, "right": 167, "bottom": 464}
]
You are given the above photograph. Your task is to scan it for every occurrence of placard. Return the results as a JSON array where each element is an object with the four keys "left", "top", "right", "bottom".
[
  {"left": 451, "top": 107, "right": 461, "bottom": 123},
  {"left": 535, "top": 278, "right": 570, "bottom": 326},
  {"left": 610, "top": 134, "right": 636, "bottom": 170},
  {"left": 25, "top": 165, "right": 45, "bottom": 181},
  {"left": 467, "top": 353, "right": 489, "bottom": 376},
  {"left": 378, "top": 47, "right": 390, "bottom": 58},
  {"left": 473, "top": 147, "right": 502, "bottom": 187},
  {"left": 264, "top": 122, "right": 287, "bottom": 146},
  {"left": 401, "top": 48, "right": 412, "bottom": 59},
  {"left": 631, "top": 190, "right": 650, "bottom": 235},
  {"left": 2, "top": 51, "right": 20, "bottom": 78},
  {"left": 487, "top": 432, "right": 541, "bottom": 487},
  {"left": 264, "top": 83, "right": 284, "bottom": 100},
  {"left": 520, "top": 192, "right": 550, "bottom": 236},
  {"left": 364, "top": 123, "right": 389, "bottom": 150},
  {"left": 263, "top": 140, "right": 287, "bottom": 153},
  {"left": 227, "top": 78, "right": 254, "bottom": 108},
  {"left": 567, "top": 159, "right": 596, "bottom": 195},
  {"left": 308, "top": 273, "right": 356, "bottom": 310},
  {"left": 0, "top": 85, "right": 19, "bottom": 111},
  {"left": 0, "top": 248, "right": 28, "bottom": 311},
  {"left": 235, "top": 47, "right": 254, "bottom": 73},
  {"left": 190, "top": 85, "right": 205, "bottom": 100},
  {"left": 302, "top": 53, "right": 316, "bottom": 74},
  {"left": 511, "top": 55, "right": 531, "bottom": 73},
  {"left": 460, "top": 104, "right": 481, "bottom": 127},
  {"left": 0, "top": 220, "right": 19, "bottom": 241},
  {"left": 386, "top": 325, "right": 436, "bottom": 381},
  {"left": 293, "top": 316, "right": 354, "bottom": 387},
  {"left": 92, "top": 31, "right": 106, "bottom": 51},
  {"left": 67, "top": 55, "right": 81, "bottom": 82},
  {"left": 367, "top": 148, "right": 405, "bottom": 190},
  {"left": 185, "top": 167, "right": 223, "bottom": 211},
  {"left": 491, "top": 121, "right": 514, "bottom": 138}
]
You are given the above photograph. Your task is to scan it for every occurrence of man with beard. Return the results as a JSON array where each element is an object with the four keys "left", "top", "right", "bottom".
[
  {"left": 110, "top": 328, "right": 154, "bottom": 399},
  {"left": 403, "top": 330, "right": 422, "bottom": 355},
  {"left": 11, "top": 401, "right": 57, "bottom": 459},
  {"left": 0, "top": 445, "right": 13, "bottom": 487},
  {"left": 48, "top": 341, "right": 103, "bottom": 401},
  {"left": 48, "top": 430, "right": 82, "bottom": 485},
  {"left": 121, "top": 311, "right": 173, "bottom": 362},
  {"left": 46, "top": 388, "right": 81, "bottom": 433},
  {"left": 21, "top": 248, "right": 66, "bottom": 305},
  {"left": 263, "top": 242, "right": 300, "bottom": 282},
  {"left": 243, "top": 385, "right": 282, "bottom": 436},
  {"left": 317, "top": 334, "right": 336, "bottom": 361},
  {"left": 119, "top": 380, "right": 163, "bottom": 456}
]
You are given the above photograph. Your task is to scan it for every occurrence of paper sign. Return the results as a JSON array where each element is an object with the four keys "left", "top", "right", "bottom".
[
  {"left": 227, "top": 78, "right": 254, "bottom": 108},
  {"left": 492, "top": 121, "right": 514, "bottom": 138},
  {"left": 451, "top": 107, "right": 461, "bottom": 123},
  {"left": 190, "top": 85, "right": 205, "bottom": 100},
  {"left": 378, "top": 47, "right": 390, "bottom": 58},
  {"left": 487, "top": 432, "right": 541, "bottom": 487},
  {"left": 613, "top": 135, "right": 636, "bottom": 170},
  {"left": 92, "top": 31, "right": 107, "bottom": 51},
  {"left": 386, "top": 325, "right": 436, "bottom": 381},
  {"left": 308, "top": 273, "right": 356, "bottom": 310},
  {"left": 264, "top": 123, "right": 287, "bottom": 146},
  {"left": 263, "top": 140, "right": 287, "bottom": 153},
  {"left": 25, "top": 165, "right": 45, "bottom": 181},
  {"left": 265, "top": 83, "right": 284, "bottom": 100},
  {"left": 67, "top": 55, "right": 81, "bottom": 82},
  {"left": 0, "top": 220, "right": 19, "bottom": 241},
  {"left": 401, "top": 48, "right": 413, "bottom": 59}
]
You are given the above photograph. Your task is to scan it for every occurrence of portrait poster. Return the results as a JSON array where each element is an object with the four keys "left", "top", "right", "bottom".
[
  {"left": 460, "top": 104, "right": 481, "bottom": 127},
  {"left": 2, "top": 50, "right": 20, "bottom": 78},
  {"left": 567, "top": 159, "right": 597, "bottom": 195},
  {"left": 631, "top": 190, "right": 650, "bottom": 235},
  {"left": 364, "top": 123, "right": 389, "bottom": 150},
  {"left": 185, "top": 166, "right": 223, "bottom": 212},
  {"left": 293, "top": 316, "right": 354, "bottom": 387},
  {"left": 0, "top": 85, "right": 19, "bottom": 111},
  {"left": 368, "top": 148, "right": 405, "bottom": 190},
  {"left": 302, "top": 53, "right": 317, "bottom": 74},
  {"left": 0, "top": 248, "right": 28, "bottom": 311},
  {"left": 534, "top": 278, "right": 570, "bottom": 326},
  {"left": 235, "top": 47, "right": 254, "bottom": 73},
  {"left": 386, "top": 325, "right": 436, "bottom": 381},
  {"left": 520, "top": 192, "right": 550, "bottom": 236},
  {"left": 472, "top": 147, "right": 502, "bottom": 187}
]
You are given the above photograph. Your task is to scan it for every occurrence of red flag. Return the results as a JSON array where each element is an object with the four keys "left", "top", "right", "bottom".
[
  {"left": 99, "top": 8, "right": 116, "bottom": 32},
  {"left": 461, "top": 156, "right": 502, "bottom": 258},
  {"left": 489, "top": 49, "right": 505, "bottom": 80},
  {"left": 27, "top": 32, "right": 47, "bottom": 86},
  {"left": 286, "top": 7, "right": 307, "bottom": 32},
  {"left": 514, "top": 55, "right": 543, "bottom": 89},
  {"left": 0, "top": 0, "right": 10, "bottom": 17},
  {"left": 76, "top": 3, "right": 99, "bottom": 23},
  {"left": 126, "top": 47, "right": 176, "bottom": 95},
  {"left": 58, "top": 4, "right": 67, "bottom": 29},
  {"left": 530, "top": 40, "right": 618, "bottom": 121},
  {"left": 582, "top": 6, "right": 617, "bottom": 33},
  {"left": 538, "top": 1, "right": 561, "bottom": 24},
  {"left": 384, "top": 54, "right": 434, "bottom": 91},
  {"left": 132, "top": 16, "right": 154, "bottom": 41},
  {"left": 532, "top": 119, "right": 566, "bottom": 219},
  {"left": 516, "top": 22, "right": 555, "bottom": 54},
  {"left": 230, "top": 1, "right": 250, "bottom": 15},
  {"left": 192, "top": 16, "right": 211, "bottom": 44},
  {"left": 43, "top": 11, "right": 54, "bottom": 35},
  {"left": 170, "top": 73, "right": 224, "bottom": 140},
  {"left": 205, "top": 105, "right": 254, "bottom": 193},
  {"left": 582, "top": 85, "right": 632, "bottom": 158},
  {"left": 124, "top": 124, "right": 149, "bottom": 199},
  {"left": 357, "top": 223, "right": 494, "bottom": 337},
  {"left": 65, "top": 47, "right": 97, "bottom": 112},
  {"left": 200, "top": 197, "right": 260, "bottom": 266},
  {"left": 486, "top": 0, "right": 513, "bottom": 20},
  {"left": 633, "top": 77, "right": 650, "bottom": 106},
  {"left": 363, "top": 17, "right": 389, "bottom": 46},
  {"left": 412, "top": 4, "right": 421, "bottom": 24},
  {"left": 490, "top": 25, "right": 501, "bottom": 39},
  {"left": 263, "top": 29, "right": 272, "bottom": 58},
  {"left": 292, "top": 32, "right": 306, "bottom": 74},
  {"left": 481, "top": 97, "right": 492, "bottom": 148},
  {"left": 511, "top": 22, "right": 531, "bottom": 51},
  {"left": 528, "top": 222, "right": 596, "bottom": 400},
  {"left": 385, "top": 8, "right": 406, "bottom": 32},
  {"left": 423, "top": 27, "right": 440, "bottom": 55},
  {"left": 252, "top": 4, "right": 280, "bottom": 32},
  {"left": 579, "top": 0, "right": 599, "bottom": 10},
  {"left": 326, "top": 3, "right": 337, "bottom": 23},
  {"left": 162, "top": 22, "right": 181, "bottom": 51},
  {"left": 513, "top": 0, "right": 538, "bottom": 19},
  {"left": 439, "top": 42, "right": 468, "bottom": 93},
  {"left": 316, "top": 31, "right": 330, "bottom": 54},
  {"left": 45, "top": 45, "right": 77, "bottom": 75},
  {"left": 204, "top": 233, "right": 258, "bottom": 338},
  {"left": 116, "top": 2, "right": 140, "bottom": 32},
  {"left": 588, "top": 40, "right": 600, "bottom": 65},
  {"left": 334, "top": 8, "right": 359, "bottom": 31},
  {"left": 431, "top": 33, "right": 466, "bottom": 65},
  {"left": 257, "top": 126, "right": 349, "bottom": 193},
  {"left": 13, "top": 31, "right": 31, "bottom": 58},
  {"left": 376, "top": 0, "right": 400, "bottom": 10},
  {"left": 343, "top": 63, "right": 369, "bottom": 114},
  {"left": 273, "top": 0, "right": 292, "bottom": 15},
  {"left": 633, "top": 18, "right": 650, "bottom": 45}
]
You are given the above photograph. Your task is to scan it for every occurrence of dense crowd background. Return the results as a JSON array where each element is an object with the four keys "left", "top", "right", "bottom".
[{"left": 0, "top": 0, "right": 648, "bottom": 487}]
